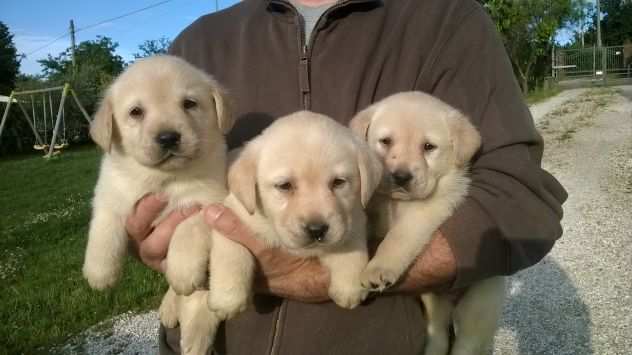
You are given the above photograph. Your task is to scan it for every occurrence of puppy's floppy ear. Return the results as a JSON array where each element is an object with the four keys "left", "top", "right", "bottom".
[
  {"left": 349, "top": 104, "right": 377, "bottom": 141},
  {"left": 210, "top": 82, "right": 235, "bottom": 135},
  {"left": 227, "top": 142, "right": 259, "bottom": 214},
  {"left": 90, "top": 92, "right": 114, "bottom": 152},
  {"left": 446, "top": 110, "right": 482, "bottom": 167},
  {"left": 355, "top": 138, "right": 383, "bottom": 208}
]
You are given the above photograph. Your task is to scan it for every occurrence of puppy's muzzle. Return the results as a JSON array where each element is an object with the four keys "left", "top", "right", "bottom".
[
  {"left": 391, "top": 170, "right": 413, "bottom": 187},
  {"left": 155, "top": 130, "right": 181, "bottom": 150},
  {"left": 304, "top": 222, "right": 329, "bottom": 243}
]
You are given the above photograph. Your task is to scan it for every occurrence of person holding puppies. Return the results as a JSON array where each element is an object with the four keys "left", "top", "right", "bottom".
[{"left": 126, "top": 0, "right": 567, "bottom": 354}]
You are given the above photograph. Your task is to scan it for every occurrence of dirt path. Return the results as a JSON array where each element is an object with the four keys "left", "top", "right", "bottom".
[
  {"left": 529, "top": 88, "right": 589, "bottom": 124},
  {"left": 493, "top": 86, "right": 632, "bottom": 355}
]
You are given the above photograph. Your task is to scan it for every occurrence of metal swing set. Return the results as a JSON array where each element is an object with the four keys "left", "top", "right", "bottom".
[{"left": 0, "top": 83, "right": 92, "bottom": 158}]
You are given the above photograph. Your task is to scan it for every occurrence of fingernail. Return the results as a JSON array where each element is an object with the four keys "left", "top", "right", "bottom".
[
  {"left": 205, "top": 204, "right": 225, "bottom": 224},
  {"left": 155, "top": 192, "right": 169, "bottom": 202},
  {"left": 182, "top": 205, "right": 201, "bottom": 216}
]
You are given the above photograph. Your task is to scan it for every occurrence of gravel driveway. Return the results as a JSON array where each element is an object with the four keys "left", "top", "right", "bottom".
[
  {"left": 61, "top": 87, "right": 632, "bottom": 355},
  {"left": 493, "top": 86, "right": 632, "bottom": 355}
]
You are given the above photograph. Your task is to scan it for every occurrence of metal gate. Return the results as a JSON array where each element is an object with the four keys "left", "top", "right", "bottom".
[{"left": 554, "top": 45, "right": 632, "bottom": 86}]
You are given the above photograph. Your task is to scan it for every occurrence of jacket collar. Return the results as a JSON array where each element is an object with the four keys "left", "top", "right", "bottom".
[{"left": 267, "top": 0, "right": 382, "bottom": 14}]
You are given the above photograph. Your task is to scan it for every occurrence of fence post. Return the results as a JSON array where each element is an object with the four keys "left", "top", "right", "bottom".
[
  {"left": 602, "top": 46, "right": 607, "bottom": 85},
  {"left": 593, "top": 45, "right": 597, "bottom": 80}
]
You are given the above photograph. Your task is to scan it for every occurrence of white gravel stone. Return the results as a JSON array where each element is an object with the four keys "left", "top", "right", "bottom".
[{"left": 56, "top": 311, "right": 159, "bottom": 355}]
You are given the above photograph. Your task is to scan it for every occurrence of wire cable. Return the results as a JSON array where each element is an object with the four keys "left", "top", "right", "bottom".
[
  {"left": 75, "top": 0, "right": 176, "bottom": 33},
  {"left": 24, "top": 0, "right": 176, "bottom": 57}
]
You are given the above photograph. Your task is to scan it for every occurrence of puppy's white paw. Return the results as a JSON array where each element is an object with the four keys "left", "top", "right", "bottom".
[
  {"left": 207, "top": 291, "right": 249, "bottom": 320},
  {"left": 360, "top": 263, "right": 399, "bottom": 292},
  {"left": 166, "top": 261, "right": 207, "bottom": 296},
  {"left": 82, "top": 264, "right": 119, "bottom": 290},
  {"left": 180, "top": 331, "right": 213, "bottom": 355},
  {"left": 328, "top": 284, "right": 368, "bottom": 309},
  {"left": 158, "top": 300, "right": 179, "bottom": 328}
]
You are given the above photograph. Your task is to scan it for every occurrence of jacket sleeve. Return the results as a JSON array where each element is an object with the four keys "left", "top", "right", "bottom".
[{"left": 426, "top": 6, "right": 568, "bottom": 289}]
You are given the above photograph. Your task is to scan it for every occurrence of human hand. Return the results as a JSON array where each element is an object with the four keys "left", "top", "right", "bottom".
[
  {"left": 203, "top": 204, "right": 331, "bottom": 303},
  {"left": 126, "top": 194, "right": 201, "bottom": 272}
]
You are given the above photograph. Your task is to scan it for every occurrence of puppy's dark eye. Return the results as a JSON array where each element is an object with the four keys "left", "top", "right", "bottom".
[
  {"left": 129, "top": 106, "right": 144, "bottom": 119},
  {"left": 423, "top": 143, "right": 436, "bottom": 152},
  {"left": 331, "top": 178, "right": 347, "bottom": 190},
  {"left": 275, "top": 182, "right": 293, "bottom": 192},
  {"left": 379, "top": 137, "right": 392, "bottom": 147},
  {"left": 183, "top": 98, "right": 198, "bottom": 110}
]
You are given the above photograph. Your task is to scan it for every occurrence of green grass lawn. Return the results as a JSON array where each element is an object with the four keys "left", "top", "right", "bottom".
[
  {"left": 526, "top": 85, "right": 562, "bottom": 105},
  {"left": 0, "top": 146, "right": 166, "bottom": 354}
]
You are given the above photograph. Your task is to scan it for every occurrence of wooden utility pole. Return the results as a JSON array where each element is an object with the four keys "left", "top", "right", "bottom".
[
  {"left": 596, "top": 0, "right": 602, "bottom": 48},
  {"left": 70, "top": 20, "right": 77, "bottom": 76},
  {"left": 596, "top": 0, "right": 607, "bottom": 84}
]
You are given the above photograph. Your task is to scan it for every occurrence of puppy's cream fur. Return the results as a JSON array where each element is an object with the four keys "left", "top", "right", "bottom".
[
  {"left": 208, "top": 111, "right": 383, "bottom": 319},
  {"left": 83, "top": 55, "right": 232, "bottom": 355},
  {"left": 350, "top": 92, "right": 505, "bottom": 355}
]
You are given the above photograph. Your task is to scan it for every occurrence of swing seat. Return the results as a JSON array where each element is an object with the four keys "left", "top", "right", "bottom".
[{"left": 33, "top": 144, "right": 49, "bottom": 150}]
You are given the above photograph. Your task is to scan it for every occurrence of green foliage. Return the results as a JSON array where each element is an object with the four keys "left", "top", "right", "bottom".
[
  {"left": 38, "top": 36, "right": 124, "bottom": 82},
  {"left": 601, "top": 0, "right": 632, "bottom": 46},
  {"left": 480, "top": 0, "right": 580, "bottom": 94},
  {"left": 133, "top": 37, "right": 171, "bottom": 59},
  {"left": 26, "top": 36, "right": 126, "bottom": 151},
  {"left": 0, "top": 147, "right": 166, "bottom": 354},
  {"left": 0, "top": 21, "right": 20, "bottom": 95}
]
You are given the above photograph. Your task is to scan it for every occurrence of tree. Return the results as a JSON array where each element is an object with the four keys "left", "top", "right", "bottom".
[
  {"left": 480, "top": 0, "right": 580, "bottom": 94},
  {"left": 34, "top": 37, "right": 125, "bottom": 147},
  {"left": 38, "top": 36, "right": 124, "bottom": 81},
  {"left": 0, "top": 21, "right": 20, "bottom": 95},
  {"left": 601, "top": 0, "right": 632, "bottom": 46},
  {"left": 133, "top": 37, "right": 171, "bottom": 59}
]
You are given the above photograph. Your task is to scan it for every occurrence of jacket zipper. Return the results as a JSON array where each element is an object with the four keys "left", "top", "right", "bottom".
[
  {"left": 288, "top": 0, "right": 350, "bottom": 110},
  {"left": 265, "top": 2, "right": 353, "bottom": 354},
  {"left": 268, "top": 300, "right": 287, "bottom": 355}
]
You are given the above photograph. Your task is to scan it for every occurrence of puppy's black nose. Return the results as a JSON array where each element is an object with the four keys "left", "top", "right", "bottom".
[
  {"left": 392, "top": 170, "right": 413, "bottom": 187},
  {"left": 156, "top": 131, "right": 181, "bottom": 149},
  {"left": 305, "top": 222, "right": 329, "bottom": 242}
]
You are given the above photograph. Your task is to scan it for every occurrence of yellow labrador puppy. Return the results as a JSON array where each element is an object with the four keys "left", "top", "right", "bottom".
[
  {"left": 82, "top": 56, "right": 233, "bottom": 355},
  {"left": 350, "top": 92, "right": 505, "bottom": 355},
  {"left": 207, "top": 111, "right": 383, "bottom": 320}
]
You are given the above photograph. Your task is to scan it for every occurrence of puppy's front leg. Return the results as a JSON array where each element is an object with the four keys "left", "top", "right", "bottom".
[
  {"left": 208, "top": 231, "right": 254, "bottom": 320},
  {"left": 361, "top": 204, "right": 448, "bottom": 291},
  {"left": 179, "top": 290, "right": 221, "bottom": 355},
  {"left": 83, "top": 208, "right": 127, "bottom": 290},
  {"left": 320, "top": 238, "right": 369, "bottom": 309},
  {"left": 166, "top": 213, "right": 210, "bottom": 295}
]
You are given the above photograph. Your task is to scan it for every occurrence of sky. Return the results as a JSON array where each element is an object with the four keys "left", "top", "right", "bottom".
[{"left": 3, "top": 0, "right": 239, "bottom": 75}]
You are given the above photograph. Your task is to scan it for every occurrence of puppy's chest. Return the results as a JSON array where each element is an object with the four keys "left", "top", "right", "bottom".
[
  {"left": 368, "top": 196, "right": 422, "bottom": 240},
  {"left": 155, "top": 180, "right": 227, "bottom": 224}
]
